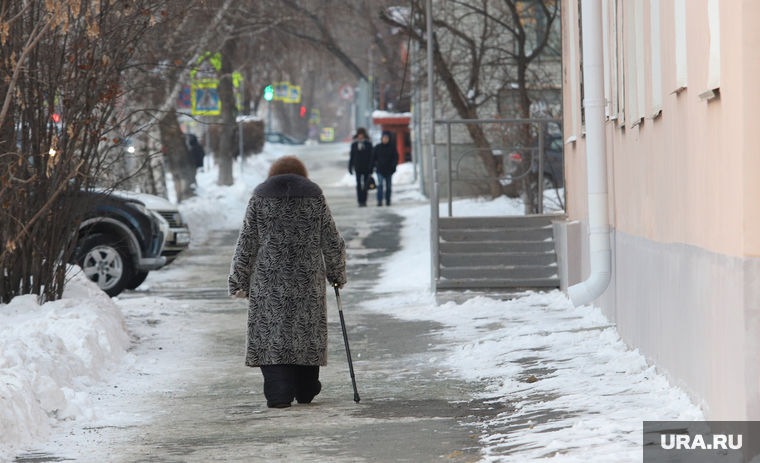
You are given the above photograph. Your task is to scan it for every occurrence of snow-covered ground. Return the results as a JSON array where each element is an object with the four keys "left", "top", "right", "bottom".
[
  {"left": 369, "top": 201, "right": 705, "bottom": 461},
  {"left": 0, "top": 273, "right": 131, "bottom": 462}
]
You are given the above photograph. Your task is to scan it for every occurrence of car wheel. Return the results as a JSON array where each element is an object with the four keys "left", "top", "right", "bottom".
[
  {"left": 125, "top": 271, "right": 150, "bottom": 290},
  {"left": 76, "top": 233, "right": 134, "bottom": 297}
]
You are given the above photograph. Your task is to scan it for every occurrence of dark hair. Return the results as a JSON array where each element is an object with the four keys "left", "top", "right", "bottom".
[
  {"left": 268, "top": 156, "right": 308, "bottom": 178},
  {"left": 355, "top": 127, "right": 367, "bottom": 137}
]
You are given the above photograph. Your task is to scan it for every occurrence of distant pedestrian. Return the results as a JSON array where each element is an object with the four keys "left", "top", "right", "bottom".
[
  {"left": 228, "top": 156, "right": 347, "bottom": 409},
  {"left": 186, "top": 134, "right": 205, "bottom": 170},
  {"left": 373, "top": 131, "right": 399, "bottom": 207},
  {"left": 348, "top": 127, "right": 374, "bottom": 207}
]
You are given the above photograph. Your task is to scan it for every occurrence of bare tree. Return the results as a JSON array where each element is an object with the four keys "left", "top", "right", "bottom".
[
  {"left": 382, "top": 0, "right": 561, "bottom": 203},
  {"left": 0, "top": 0, "right": 183, "bottom": 302}
]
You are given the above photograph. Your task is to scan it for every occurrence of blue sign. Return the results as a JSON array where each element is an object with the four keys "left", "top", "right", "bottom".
[{"left": 192, "top": 85, "right": 220, "bottom": 115}]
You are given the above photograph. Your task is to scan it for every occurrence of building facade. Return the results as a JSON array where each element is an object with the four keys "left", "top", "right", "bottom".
[{"left": 558, "top": 0, "right": 760, "bottom": 419}]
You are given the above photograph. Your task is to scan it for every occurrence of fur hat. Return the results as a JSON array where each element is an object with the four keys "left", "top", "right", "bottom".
[{"left": 355, "top": 127, "right": 367, "bottom": 138}]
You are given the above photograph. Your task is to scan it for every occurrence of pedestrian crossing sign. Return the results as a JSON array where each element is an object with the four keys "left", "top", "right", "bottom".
[
  {"left": 320, "top": 127, "right": 334, "bottom": 142},
  {"left": 273, "top": 82, "right": 290, "bottom": 101},
  {"left": 284, "top": 85, "right": 301, "bottom": 103},
  {"left": 191, "top": 83, "right": 220, "bottom": 115}
]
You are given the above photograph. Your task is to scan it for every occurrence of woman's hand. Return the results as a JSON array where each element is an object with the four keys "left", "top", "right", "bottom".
[{"left": 231, "top": 290, "right": 248, "bottom": 299}]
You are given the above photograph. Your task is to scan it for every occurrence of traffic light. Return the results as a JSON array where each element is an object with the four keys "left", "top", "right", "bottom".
[
  {"left": 52, "top": 114, "right": 60, "bottom": 123},
  {"left": 300, "top": 106, "right": 306, "bottom": 117},
  {"left": 264, "top": 85, "right": 274, "bottom": 101}
]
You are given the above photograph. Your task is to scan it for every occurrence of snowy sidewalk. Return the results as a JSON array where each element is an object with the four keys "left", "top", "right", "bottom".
[{"left": 364, "top": 202, "right": 704, "bottom": 461}]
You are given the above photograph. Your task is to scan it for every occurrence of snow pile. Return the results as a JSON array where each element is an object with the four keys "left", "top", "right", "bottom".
[
  {"left": 177, "top": 144, "right": 286, "bottom": 243},
  {"left": 0, "top": 274, "right": 130, "bottom": 462},
  {"left": 368, "top": 203, "right": 704, "bottom": 461}
]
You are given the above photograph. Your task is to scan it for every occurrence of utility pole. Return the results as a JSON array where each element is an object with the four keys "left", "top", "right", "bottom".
[
  {"left": 368, "top": 45, "right": 374, "bottom": 130},
  {"left": 426, "top": 0, "right": 438, "bottom": 293},
  {"left": 411, "top": 39, "right": 424, "bottom": 193}
]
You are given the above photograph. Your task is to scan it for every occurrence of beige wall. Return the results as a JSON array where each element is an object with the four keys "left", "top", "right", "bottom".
[
  {"left": 560, "top": 0, "right": 760, "bottom": 420},
  {"left": 564, "top": 0, "right": 756, "bottom": 258}
]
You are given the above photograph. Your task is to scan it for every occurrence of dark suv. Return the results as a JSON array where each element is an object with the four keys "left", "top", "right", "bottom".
[{"left": 72, "top": 192, "right": 165, "bottom": 297}]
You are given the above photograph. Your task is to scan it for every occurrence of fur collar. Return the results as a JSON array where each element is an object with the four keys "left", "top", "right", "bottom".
[{"left": 254, "top": 174, "right": 322, "bottom": 198}]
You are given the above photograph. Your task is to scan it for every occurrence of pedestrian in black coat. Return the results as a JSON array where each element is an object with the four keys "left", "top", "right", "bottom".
[
  {"left": 373, "top": 131, "right": 398, "bottom": 206},
  {"left": 348, "top": 127, "right": 374, "bottom": 207},
  {"left": 187, "top": 134, "right": 206, "bottom": 169}
]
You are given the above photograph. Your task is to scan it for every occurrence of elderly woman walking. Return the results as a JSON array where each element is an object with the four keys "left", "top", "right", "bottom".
[{"left": 228, "top": 156, "right": 347, "bottom": 409}]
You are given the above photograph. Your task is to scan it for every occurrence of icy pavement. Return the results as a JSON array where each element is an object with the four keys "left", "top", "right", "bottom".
[{"left": 365, "top": 202, "right": 705, "bottom": 461}]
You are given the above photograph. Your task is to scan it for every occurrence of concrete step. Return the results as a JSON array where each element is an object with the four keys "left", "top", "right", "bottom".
[
  {"left": 438, "top": 214, "right": 560, "bottom": 230},
  {"left": 439, "top": 227, "right": 554, "bottom": 242},
  {"left": 439, "top": 241, "right": 556, "bottom": 254},
  {"left": 440, "top": 252, "right": 557, "bottom": 267},
  {"left": 440, "top": 265, "right": 558, "bottom": 280},
  {"left": 436, "top": 277, "right": 561, "bottom": 290}
]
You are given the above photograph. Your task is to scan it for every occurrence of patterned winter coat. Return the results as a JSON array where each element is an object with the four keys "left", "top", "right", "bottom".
[{"left": 228, "top": 174, "right": 347, "bottom": 367}]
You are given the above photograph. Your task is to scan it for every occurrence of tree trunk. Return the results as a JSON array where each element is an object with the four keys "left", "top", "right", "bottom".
[
  {"left": 217, "top": 39, "right": 237, "bottom": 186},
  {"left": 159, "top": 110, "right": 196, "bottom": 201},
  {"left": 429, "top": 35, "right": 505, "bottom": 198}
]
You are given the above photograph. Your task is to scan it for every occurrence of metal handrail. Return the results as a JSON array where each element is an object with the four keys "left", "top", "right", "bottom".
[{"left": 434, "top": 118, "right": 562, "bottom": 218}]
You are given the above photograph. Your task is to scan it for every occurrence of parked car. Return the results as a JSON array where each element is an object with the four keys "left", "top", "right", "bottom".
[
  {"left": 109, "top": 191, "right": 190, "bottom": 261},
  {"left": 265, "top": 132, "right": 305, "bottom": 145},
  {"left": 73, "top": 192, "right": 166, "bottom": 297}
]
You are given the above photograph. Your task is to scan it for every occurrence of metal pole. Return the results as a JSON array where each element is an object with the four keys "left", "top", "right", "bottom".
[
  {"left": 426, "top": 0, "right": 438, "bottom": 293},
  {"left": 537, "top": 122, "right": 544, "bottom": 214},
  {"left": 267, "top": 99, "right": 272, "bottom": 132},
  {"left": 410, "top": 38, "right": 419, "bottom": 183},
  {"left": 238, "top": 80, "right": 244, "bottom": 177},
  {"left": 368, "top": 46, "right": 374, "bottom": 129},
  {"left": 447, "top": 122, "right": 452, "bottom": 217}
]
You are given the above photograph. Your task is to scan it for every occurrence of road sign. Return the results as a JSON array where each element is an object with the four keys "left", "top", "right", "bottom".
[
  {"left": 339, "top": 84, "right": 355, "bottom": 101},
  {"left": 191, "top": 52, "right": 222, "bottom": 81},
  {"left": 191, "top": 83, "right": 220, "bottom": 115},
  {"left": 273, "top": 82, "right": 290, "bottom": 101},
  {"left": 177, "top": 85, "right": 192, "bottom": 109},
  {"left": 309, "top": 108, "right": 321, "bottom": 125},
  {"left": 284, "top": 85, "right": 301, "bottom": 103},
  {"left": 320, "top": 127, "right": 335, "bottom": 142},
  {"left": 308, "top": 127, "right": 317, "bottom": 137}
]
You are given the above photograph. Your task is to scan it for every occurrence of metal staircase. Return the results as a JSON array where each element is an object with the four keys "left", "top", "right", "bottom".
[{"left": 436, "top": 215, "right": 562, "bottom": 291}]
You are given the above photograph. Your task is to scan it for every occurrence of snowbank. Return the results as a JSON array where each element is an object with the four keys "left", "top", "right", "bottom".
[
  {"left": 0, "top": 273, "right": 130, "bottom": 462},
  {"left": 177, "top": 144, "right": 286, "bottom": 243},
  {"left": 369, "top": 201, "right": 704, "bottom": 461}
]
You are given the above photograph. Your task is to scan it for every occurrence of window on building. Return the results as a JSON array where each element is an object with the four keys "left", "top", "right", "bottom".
[
  {"left": 626, "top": 0, "right": 639, "bottom": 126},
  {"left": 673, "top": 0, "right": 688, "bottom": 93},
  {"left": 699, "top": 0, "right": 720, "bottom": 100},
  {"left": 650, "top": 0, "right": 662, "bottom": 117},
  {"left": 565, "top": 0, "right": 580, "bottom": 143}
]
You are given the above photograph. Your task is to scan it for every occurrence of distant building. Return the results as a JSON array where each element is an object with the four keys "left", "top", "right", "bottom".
[{"left": 558, "top": 0, "right": 760, "bottom": 420}]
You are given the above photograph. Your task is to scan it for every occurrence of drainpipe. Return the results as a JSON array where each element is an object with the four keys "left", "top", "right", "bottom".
[{"left": 568, "top": 0, "right": 612, "bottom": 307}]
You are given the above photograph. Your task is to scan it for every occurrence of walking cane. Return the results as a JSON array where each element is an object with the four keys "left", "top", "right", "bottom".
[{"left": 333, "top": 283, "right": 361, "bottom": 403}]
